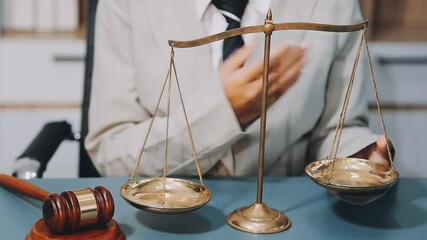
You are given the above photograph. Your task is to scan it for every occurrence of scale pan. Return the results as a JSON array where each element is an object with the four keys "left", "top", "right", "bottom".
[
  {"left": 305, "top": 158, "right": 399, "bottom": 205},
  {"left": 120, "top": 177, "right": 212, "bottom": 213}
]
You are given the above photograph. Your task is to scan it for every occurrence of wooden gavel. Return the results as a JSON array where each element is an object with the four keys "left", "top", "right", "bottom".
[{"left": 0, "top": 174, "right": 114, "bottom": 234}]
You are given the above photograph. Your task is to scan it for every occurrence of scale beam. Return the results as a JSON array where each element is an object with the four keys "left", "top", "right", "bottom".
[{"left": 168, "top": 21, "right": 368, "bottom": 48}]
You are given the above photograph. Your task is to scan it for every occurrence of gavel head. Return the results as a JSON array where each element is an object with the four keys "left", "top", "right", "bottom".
[{"left": 42, "top": 186, "right": 114, "bottom": 234}]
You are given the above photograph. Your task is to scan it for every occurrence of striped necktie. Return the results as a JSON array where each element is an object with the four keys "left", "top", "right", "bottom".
[{"left": 211, "top": 0, "right": 248, "bottom": 60}]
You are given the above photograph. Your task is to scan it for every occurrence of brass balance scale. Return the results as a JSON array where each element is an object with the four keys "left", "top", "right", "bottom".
[{"left": 120, "top": 9, "right": 399, "bottom": 234}]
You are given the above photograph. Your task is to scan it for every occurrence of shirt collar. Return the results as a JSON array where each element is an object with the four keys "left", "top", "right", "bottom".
[{"left": 196, "top": 0, "right": 271, "bottom": 20}]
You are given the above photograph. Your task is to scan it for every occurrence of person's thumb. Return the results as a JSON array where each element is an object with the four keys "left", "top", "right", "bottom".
[
  {"left": 222, "top": 43, "right": 256, "bottom": 73},
  {"left": 377, "top": 135, "right": 395, "bottom": 162},
  {"left": 376, "top": 135, "right": 388, "bottom": 156}
]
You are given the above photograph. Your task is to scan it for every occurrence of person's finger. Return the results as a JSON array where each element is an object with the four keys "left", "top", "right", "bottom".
[
  {"left": 268, "top": 42, "right": 295, "bottom": 68},
  {"left": 278, "top": 47, "right": 306, "bottom": 73},
  {"left": 222, "top": 43, "right": 257, "bottom": 73},
  {"left": 376, "top": 135, "right": 388, "bottom": 155},
  {"left": 267, "top": 71, "right": 281, "bottom": 86},
  {"left": 266, "top": 42, "right": 300, "bottom": 71},
  {"left": 268, "top": 47, "right": 305, "bottom": 100},
  {"left": 243, "top": 70, "right": 282, "bottom": 106},
  {"left": 269, "top": 58, "right": 304, "bottom": 99},
  {"left": 245, "top": 42, "right": 300, "bottom": 82},
  {"left": 376, "top": 135, "right": 395, "bottom": 161},
  {"left": 258, "top": 54, "right": 305, "bottom": 106},
  {"left": 281, "top": 58, "right": 304, "bottom": 86},
  {"left": 268, "top": 69, "right": 294, "bottom": 98},
  {"left": 244, "top": 56, "right": 266, "bottom": 81},
  {"left": 267, "top": 72, "right": 282, "bottom": 102}
]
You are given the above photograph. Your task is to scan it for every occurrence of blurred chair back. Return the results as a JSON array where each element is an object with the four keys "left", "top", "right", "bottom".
[{"left": 13, "top": 0, "right": 100, "bottom": 178}]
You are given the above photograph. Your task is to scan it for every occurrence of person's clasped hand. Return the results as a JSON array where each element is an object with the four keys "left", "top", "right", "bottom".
[{"left": 219, "top": 41, "right": 306, "bottom": 128}]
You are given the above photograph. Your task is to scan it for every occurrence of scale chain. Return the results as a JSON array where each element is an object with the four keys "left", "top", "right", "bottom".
[
  {"left": 327, "top": 30, "right": 365, "bottom": 184},
  {"left": 171, "top": 52, "right": 205, "bottom": 187},
  {"left": 129, "top": 69, "right": 170, "bottom": 182},
  {"left": 327, "top": 28, "right": 396, "bottom": 184},
  {"left": 363, "top": 32, "right": 396, "bottom": 172},
  {"left": 129, "top": 46, "right": 206, "bottom": 198},
  {"left": 161, "top": 49, "right": 174, "bottom": 209}
]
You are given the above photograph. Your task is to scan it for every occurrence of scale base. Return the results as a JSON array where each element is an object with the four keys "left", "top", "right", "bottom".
[
  {"left": 226, "top": 202, "right": 291, "bottom": 234},
  {"left": 26, "top": 219, "right": 125, "bottom": 240}
]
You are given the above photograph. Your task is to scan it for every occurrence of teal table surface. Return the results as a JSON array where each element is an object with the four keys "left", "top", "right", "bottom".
[{"left": 1, "top": 177, "right": 427, "bottom": 239}]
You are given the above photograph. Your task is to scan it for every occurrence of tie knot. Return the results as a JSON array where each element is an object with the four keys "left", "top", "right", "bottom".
[{"left": 211, "top": 0, "right": 248, "bottom": 21}]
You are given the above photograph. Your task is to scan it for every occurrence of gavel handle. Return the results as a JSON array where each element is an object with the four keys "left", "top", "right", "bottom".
[{"left": 0, "top": 173, "right": 50, "bottom": 201}]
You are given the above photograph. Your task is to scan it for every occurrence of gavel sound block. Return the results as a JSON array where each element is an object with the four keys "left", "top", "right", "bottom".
[{"left": 0, "top": 174, "right": 125, "bottom": 240}]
